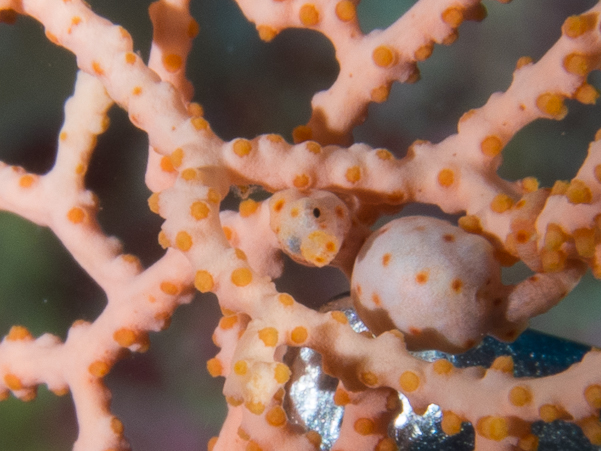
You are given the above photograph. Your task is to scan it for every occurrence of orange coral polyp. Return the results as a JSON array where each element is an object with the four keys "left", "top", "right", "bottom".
[{"left": 2, "top": 1, "right": 601, "bottom": 450}]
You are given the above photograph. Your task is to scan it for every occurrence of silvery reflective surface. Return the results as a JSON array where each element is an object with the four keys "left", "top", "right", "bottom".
[{"left": 284, "top": 295, "right": 600, "bottom": 450}]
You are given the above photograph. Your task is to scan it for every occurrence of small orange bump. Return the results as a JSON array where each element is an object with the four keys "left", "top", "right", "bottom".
[
  {"left": 491, "top": 355, "right": 514, "bottom": 373},
  {"left": 451, "top": 278, "right": 463, "bottom": 293},
  {"left": 274, "top": 363, "right": 291, "bottom": 384},
  {"left": 372, "top": 45, "right": 397, "bottom": 68},
  {"left": 536, "top": 93, "right": 567, "bottom": 119},
  {"left": 354, "top": 418, "right": 376, "bottom": 435},
  {"left": 371, "top": 85, "right": 390, "bottom": 103},
  {"left": 415, "top": 43, "right": 434, "bottom": 61},
  {"left": 188, "top": 103, "right": 204, "bottom": 117},
  {"left": 181, "top": 168, "right": 197, "bottom": 181},
  {"left": 376, "top": 149, "right": 394, "bottom": 161},
  {"left": 257, "top": 25, "right": 278, "bottom": 42},
  {"left": 240, "top": 199, "right": 259, "bottom": 217},
  {"left": 442, "top": 7, "right": 463, "bottom": 27},
  {"left": 163, "top": 54, "right": 183, "bottom": 72},
  {"left": 360, "top": 371, "right": 378, "bottom": 386},
  {"left": 441, "top": 410, "right": 463, "bottom": 435},
  {"left": 51, "top": 386, "right": 69, "bottom": 396},
  {"left": 158, "top": 231, "right": 170, "bottom": 249},
  {"left": 293, "top": 174, "right": 310, "bottom": 188},
  {"left": 551, "top": 180, "right": 569, "bottom": 195},
  {"left": 67, "top": 207, "right": 85, "bottom": 224},
  {"left": 476, "top": 416, "right": 508, "bottom": 441},
  {"left": 266, "top": 406, "right": 287, "bottom": 427},
  {"left": 207, "top": 188, "right": 221, "bottom": 204},
  {"left": 245, "top": 401, "right": 265, "bottom": 415},
  {"left": 305, "top": 141, "right": 321, "bottom": 154},
  {"left": 509, "top": 386, "right": 532, "bottom": 406},
  {"left": 563, "top": 13, "right": 598, "bottom": 38},
  {"left": 333, "top": 388, "right": 351, "bottom": 406},
  {"left": 515, "top": 56, "right": 533, "bottom": 70},
  {"left": 433, "top": 359, "right": 454, "bottom": 375},
  {"left": 231, "top": 268, "right": 253, "bottom": 287},
  {"left": 147, "top": 193, "right": 160, "bottom": 214},
  {"left": 222, "top": 226, "right": 233, "bottom": 241},
  {"left": 125, "top": 52, "right": 136, "bottom": 65},
  {"left": 299, "top": 4, "right": 320, "bottom": 26},
  {"left": 335, "top": 1, "right": 356, "bottom": 21},
  {"left": 191, "top": 117, "right": 209, "bottom": 130},
  {"left": 110, "top": 416, "right": 124, "bottom": 435},
  {"left": 541, "top": 248, "right": 567, "bottom": 272},
  {"left": 160, "top": 281, "right": 179, "bottom": 295},
  {"left": 442, "top": 234, "right": 455, "bottom": 242},
  {"left": 437, "top": 168, "right": 455, "bottom": 187},
  {"left": 195, "top": 270, "right": 214, "bottom": 293},
  {"left": 278, "top": 293, "right": 294, "bottom": 306},
  {"left": 206, "top": 358, "right": 223, "bottom": 377},
  {"left": 415, "top": 270, "right": 429, "bottom": 284},
  {"left": 575, "top": 83, "right": 600, "bottom": 105},
  {"left": 566, "top": 179, "right": 593, "bottom": 204},
  {"left": 564, "top": 52, "right": 593, "bottom": 76},
  {"left": 458, "top": 215, "right": 482, "bottom": 234},
  {"left": 190, "top": 201, "right": 210, "bottom": 220},
  {"left": 585, "top": 384, "right": 601, "bottom": 409},
  {"left": 331, "top": 311, "right": 348, "bottom": 324},
  {"left": 18, "top": 174, "right": 35, "bottom": 188},
  {"left": 75, "top": 163, "right": 86, "bottom": 175},
  {"left": 518, "top": 434, "right": 539, "bottom": 451},
  {"left": 169, "top": 148, "right": 184, "bottom": 168},
  {"left": 399, "top": 371, "right": 420, "bottom": 392},
  {"left": 371, "top": 292, "right": 381, "bottom": 306},
  {"left": 175, "top": 231, "right": 193, "bottom": 251},
  {"left": 580, "top": 416, "right": 601, "bottom": 446},
  {"left": 382, "top": 253, "right": 392, "bottom": 267},
  {"left": 490, "top": 194, "right": 514, "bottom": 213},
  {"left": 160, "top": 155, "right": 176, "bottom": 173},
  {"left": 219, "top": 315, "right": 238, "bottom": 330},
  {"left": 481, "top": 135, "right": 503, "bottom": 157},
  {"left": 89, "top": 360, "right": 110, "bottom": 378},
  {"left": 237, "top": 427, "right": 250, "bottom": 441},
  {"left": 92, "top": 61, "right": 104, "bottom": 75},
  {"left": 4, "top": 373, "right": 23, "bottom": 390},
  {"left": 233, "top": 139, "right": 252, "bottom": 157},
  {"left": 226, "top": 396, "right": 243, "bottom": 406},
  {"left": 290, "top": 326, "right": 308, "bottom": 344},
  {"left": 521, "top": 177, "right": 539, "bottom": 193},
  {"left": 514, "top": 229, "right": 531, "bottom": 244},
  {"left": 345, "top": 166, "right": 361, "bottom": 183},
  {"left": 375, "top": 437, "right": 397, "bottom": 451},
  {"left": 539, "top": 404, "right": 570, "bottom": 422},
  {"left": 113, "top": 328, "right": 137, "bottom": 347},
  {"left": 293, "top": 125, "right": 313, "bottom": 143},
  {"left": 258, "top": 327, "right": 279, "bottom": 347},
  {"left": 207, "top": 437, "right": 218, "bottom": 451},
  {"left": 233, "top": 360, "right": 248, "bottom": 376},
  {"left": 573, "top": 228, "right": 595, "bottom": 258},
  {"left": 7, "top": 325, "right": 33, "bottom": 341}
]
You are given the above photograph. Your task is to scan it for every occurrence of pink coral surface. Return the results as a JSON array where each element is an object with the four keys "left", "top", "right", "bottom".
[{"left": 0, "top": 0, "right": 601, "bottom": 450}]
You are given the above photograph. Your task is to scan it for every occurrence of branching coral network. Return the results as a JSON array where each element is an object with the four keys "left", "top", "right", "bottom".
[{"left": 0, "top": 0, "right": 601, "bottom": 450}]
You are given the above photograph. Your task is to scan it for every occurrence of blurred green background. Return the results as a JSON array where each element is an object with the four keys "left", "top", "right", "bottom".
[{"left": 0, "top": 0, "right": 600, "bottom": 449}]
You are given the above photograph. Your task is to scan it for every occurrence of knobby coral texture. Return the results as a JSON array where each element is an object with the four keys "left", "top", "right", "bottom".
[{"left": 0, "top": 0, "right": 601, "bottom": 450}]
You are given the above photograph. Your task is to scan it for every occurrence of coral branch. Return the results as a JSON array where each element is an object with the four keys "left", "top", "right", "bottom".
[{"left": 0, "top": 0, "right": 600, "bottom": 450}]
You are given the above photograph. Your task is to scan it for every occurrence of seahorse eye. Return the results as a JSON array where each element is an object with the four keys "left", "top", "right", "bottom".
[{"left": 313, "top": 208, "right": 321, "bottom": 218}]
